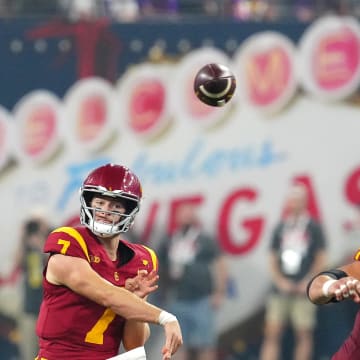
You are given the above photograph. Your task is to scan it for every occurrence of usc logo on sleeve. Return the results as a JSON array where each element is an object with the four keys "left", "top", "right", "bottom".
[{"left": 90, "top": 255, "right": 101, "bottom": 263}]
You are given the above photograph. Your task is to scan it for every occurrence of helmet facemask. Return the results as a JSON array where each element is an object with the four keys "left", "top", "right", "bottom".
[{"left": 80, "top": 186, "right": 140, "bottom": 237}]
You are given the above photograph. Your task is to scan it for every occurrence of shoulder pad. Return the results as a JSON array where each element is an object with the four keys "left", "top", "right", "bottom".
[{"left": 44, "top": 226, "right": 90, "bottom": 262}]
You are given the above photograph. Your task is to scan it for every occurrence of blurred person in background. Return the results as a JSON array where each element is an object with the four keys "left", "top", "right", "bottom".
[
  {"left": 13, "top": 212, "right": 52, "bottom": 360},
  {"left": 293, "top": 0, "right": 317, "bottom": 22},
  {"left": 0, "top": 311, "right": 21, "bottom": 360},
  {"left": 157, "top": 202, "right": 228, "bottom": 360},
  {"left": 138, "top": 0, "right": 220, "bottom": 17},
  {"left": 138, "top": 0, "right": 178, "bottom": 16},
  {"left": 57, "top": 0, "right": 103, "bottom": 21},
  {"left": 176, "top": 0, "right": 220, "bottom": 16},
  {"left": 35, "top": 163, "right": 182, "bottom": 360},
  {"left": 58, "top": 0, "right": 140, "bottom": 22},
  {"left": 104, "top": 0, "right": 140, "bottom": 22},
  {"left": 259, "top": 183, "right": 327, "bottom": 360},
  {"left": 230, "top": 0, "right": 271, "bottom": 21}
]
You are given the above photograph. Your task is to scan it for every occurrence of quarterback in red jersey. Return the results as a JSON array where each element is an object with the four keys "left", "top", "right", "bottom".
[
  {"left": 35, "top": 163, "right": 182, "bottom": 360},
  {"left": 307, "top": 253, "right": 360, "bottom": 359}
]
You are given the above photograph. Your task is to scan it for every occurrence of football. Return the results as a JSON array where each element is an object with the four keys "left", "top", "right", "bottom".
[{"left": 194, "top": 63, "right": 236, "bottom": 107}]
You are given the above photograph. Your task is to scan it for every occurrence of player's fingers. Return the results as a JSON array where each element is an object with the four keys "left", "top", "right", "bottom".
[
  {"left": 164, "top": 332, "right": 178, "bottom": 356},
  {"left": 148, "top": 269, "right": 157, "bottom": 277},
  {"left": 170, "top": 332, "right": 182, "bottom": 354},
  {"left": 137, "top": 269, "right": 148, "bottom": 277},
  {"left": 340, "top": 284, "right": 349, "bottom": 298},
  {"left": 164, "top": 335, "right": 172, "bottom": 354},
  {"left": 352, "top": 292, "right": 360, "bottom": 303},
  {"left": 161, "top": 347, "right": 171, "bottom": 360},
  {"left": 346, "top": 279, "right": 358, "bottom": 287},
  {"left": 335, "top": 279, "right": 359, "bottom": 300},
  {"left": 163, "top": 321, "right": 182, "bottom": 357},
  {"left": 147, "top": 274, "right": 159, "bottom": 286},
  {"left": 352, "top": 280, "right": 360, "bottom": 298},
  {"left": 145, "top": 270, "right": 158, "bottom": 282},
  {"left": 335, "top": 288, "right": 343, "bottom": 301},
  {"left": 162, "top": 344, "right": 173, "bottom": 357},
  {"left": 124, "top": 279, "right": 136, "bottom": 290},
  {"left": 347, "top": 279, "right": 358, "bottom": 296}
]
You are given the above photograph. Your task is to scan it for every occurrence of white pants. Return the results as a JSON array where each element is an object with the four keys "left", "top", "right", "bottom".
[{"left": 107, "top": 346, "right": 146, "bottom": 360}]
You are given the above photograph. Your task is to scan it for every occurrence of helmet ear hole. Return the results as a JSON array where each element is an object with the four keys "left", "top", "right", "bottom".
[
  {"left": 123, "top": 198, "right": 138, "bottom": 214},
  {"left": 83, "top": 191, "right": 95, "bottom": 207}
]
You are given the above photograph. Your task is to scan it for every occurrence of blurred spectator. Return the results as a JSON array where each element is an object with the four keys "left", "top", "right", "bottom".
[
  {"left": 105, "top": 0, "right": 140, "bottom": 22},
  {"left": 259, "top": 183, "right": 327, "bottom": 360},
  {"left": 230, "top": 0, "right": 271, "bottom": 21},
  {"left": 58, "top": 0, "right": 140, "bottom": 22},
  {"left": 0, "top": 0, "right": 358, "bottom": 21},
  {"left": 0, "top": 312, "right": 20, "bottom": 360},
  {"left": 138, "top": 0, "right": 221, "bottom": 18},
  {"left": 13, "top": 212, "right": 52, "bottom": 360},
  {"left": 156, "top": 202, "right": 228, "bottom": 360},
  {"left": 294, "top": 0, "right": 316, "bottom": 23},
  {"left": 177, "top": 0, "right": 220, "bottom": 16},
  {"left": 138, "top": 0, "right": 178, "bottom": 17},
  {"left": 58, "top": 0, "right": 102, "bottom": 21}
]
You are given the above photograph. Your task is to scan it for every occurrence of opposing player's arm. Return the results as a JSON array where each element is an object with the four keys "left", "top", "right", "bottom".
[{"left": 307, "top": 262, "right": 360, "bottom": 304}]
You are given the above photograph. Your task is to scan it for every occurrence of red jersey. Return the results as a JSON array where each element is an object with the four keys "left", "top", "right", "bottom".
[
  {"left": 36, "top": 226, "right": 158, "bottom": 360},
  {"left": 332, "top": 310, "right": 360, "bottom": 360}
]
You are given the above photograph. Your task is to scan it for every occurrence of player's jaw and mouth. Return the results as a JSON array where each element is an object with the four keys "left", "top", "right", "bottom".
[
  {"left": 94, "top": 205, "right": 123, "bottom": 222},
  {"left": 95, "top": 215, "right": 118, "bottom": 225}
]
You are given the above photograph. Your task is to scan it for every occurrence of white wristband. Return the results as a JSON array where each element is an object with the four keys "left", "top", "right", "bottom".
[
  {"left": 158, "top": 311, "right": 177, "bottom": 325},
  {"left": 322, "top": 279, "right": 337, "bottom": 297}
]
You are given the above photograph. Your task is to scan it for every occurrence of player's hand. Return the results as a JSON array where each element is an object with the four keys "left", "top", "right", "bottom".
[
  {"left": 124, "top": 270, "right": 159, "bottom": 299},
  {"left": 328, "top": 277, "right": 360, "bottom": 303},
  {"left": 162, "top": 320, "right": 183, "bottom": 360}
]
